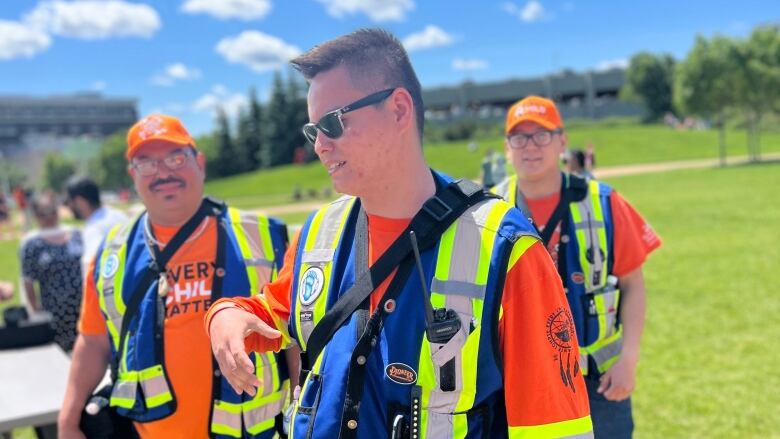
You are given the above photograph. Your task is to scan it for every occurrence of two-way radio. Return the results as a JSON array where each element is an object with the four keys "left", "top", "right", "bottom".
[{"left": 408, "top": 231, "right": 461, "bottom": 344}]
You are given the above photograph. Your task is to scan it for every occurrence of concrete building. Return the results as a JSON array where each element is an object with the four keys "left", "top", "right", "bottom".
[
  {"left": 422, "top": 68, "right": 643, "bottom": 122},
  {"left": 0, "top": 92, "right": 137, "bottom": 184}
]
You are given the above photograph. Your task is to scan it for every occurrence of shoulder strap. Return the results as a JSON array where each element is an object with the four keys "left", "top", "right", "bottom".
[
  {"left": 299, "top": 177, "right": 492, "bottom": 382},
  {"left": 538, "top": 173, "right": 588, "bottom": 245},
  {"left": 110, "top": 198, "right": 222, "bottom": 380}
]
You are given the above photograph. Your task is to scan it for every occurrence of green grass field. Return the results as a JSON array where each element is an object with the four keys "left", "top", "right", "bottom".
[
  {"left": 601, "top": 162, "right": 780, "bottom": 438},
  {"left": 205, "top": 121, "right": 780, "bottom": 210}
]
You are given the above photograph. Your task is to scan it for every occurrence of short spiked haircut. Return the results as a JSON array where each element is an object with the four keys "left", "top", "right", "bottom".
[{"left": 291, "top": 28, "right": 425, "bottom": 140}]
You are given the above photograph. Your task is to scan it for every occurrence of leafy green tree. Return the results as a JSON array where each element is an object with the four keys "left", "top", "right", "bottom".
[
  {"left": 213, "top": 107, "right": 240, "bottom": 177},
  {"left": 261, "top": 71, "right": 292, "bottom": 168},
  {"left": 622, "top": 52, "right": 676, "bottom": 122},
  {"left": 42, "top": 153, "right": 76, "bottom": 192},
  {"left": 245, "top": 87, "right": 264, "bottom": 170},
  {"left": 91, "top": 132, "right": 132, "bottom": 190},
  {"left": 675, "top": 35, "right": 739, "bottom": 165}
]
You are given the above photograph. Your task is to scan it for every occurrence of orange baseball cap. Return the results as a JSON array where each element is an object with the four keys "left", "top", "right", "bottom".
[
  {"left": 505, "top": 96, "right": 563, "bottom": 134},
  {"left": 126, "top": 114, "right": 196, "bottom": 160}
]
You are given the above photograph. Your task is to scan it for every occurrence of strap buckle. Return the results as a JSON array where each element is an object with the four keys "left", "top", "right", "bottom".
[{"left": 422, "top": 196, "right": 453, "bottom": 222}]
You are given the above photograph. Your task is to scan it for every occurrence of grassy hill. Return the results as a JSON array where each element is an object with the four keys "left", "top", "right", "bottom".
[{"left": 205, "top": 121, "right": 780, "bottom": 210}]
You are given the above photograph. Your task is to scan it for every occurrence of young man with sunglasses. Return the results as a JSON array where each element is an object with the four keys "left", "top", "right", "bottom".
[
  {"left": 493, "top": 96, "right": 662, "bottom": 438},
  {"left": 206, "top": 29, "right": 592, "bottom": 438},
  {"left": 59, "top": 114, "right": 294, "bottom": 439}
]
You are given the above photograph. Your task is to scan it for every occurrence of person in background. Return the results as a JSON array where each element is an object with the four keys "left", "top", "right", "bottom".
[
  {"left": 480, "top": 148, "right": 496, "bottom": 187},
  {"left": 65, "top": 176, "right": 128, "bottom": 278},
  {"left": 567, "top": 148, "right": 595, "bottom": 179},
  {"left": 19, "top": 192, "right": 83, "bottom": 352},
  {"left": 0, "top": 192, "right": 10, "bottom": 240},
  {"left": 492, "top": 149, "right": 507, "bottom": 184},
  {"left": 493, "top": 95, "right": 661, "bottom": 438}
]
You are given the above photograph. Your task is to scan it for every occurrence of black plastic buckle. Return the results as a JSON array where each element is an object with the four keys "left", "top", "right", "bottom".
[{"left": 422, "top": 196, "right": 453, "bottom": 222}]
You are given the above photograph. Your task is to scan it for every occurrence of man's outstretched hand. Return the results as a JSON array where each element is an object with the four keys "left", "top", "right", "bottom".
[{"left": 209, "top": 307, "right": 281, "bottom": 396}]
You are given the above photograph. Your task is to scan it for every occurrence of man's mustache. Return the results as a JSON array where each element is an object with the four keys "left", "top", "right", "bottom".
[{"left": 149, "top": 177, "right": 185, "bottom": 191}]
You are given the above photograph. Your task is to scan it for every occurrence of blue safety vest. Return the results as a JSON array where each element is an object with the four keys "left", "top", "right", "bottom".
[
  {"left": 94, "top": 205, "right": 289, "bottom": 438},
  {"left": 492, "top": 174, "right": 622, "bottom": 376},
  {"left": 285, "top": 172, "right": 591, "bottom": 438}
]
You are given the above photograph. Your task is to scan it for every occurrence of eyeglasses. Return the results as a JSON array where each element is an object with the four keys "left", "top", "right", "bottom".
[
  {"left": 131, "top": 149, "right": 194, "bottom": 177},
  {"left": 302, "top": 88, "right": 395, "bottom": 144},
  {"left": 506, "top": 129, "right": 563, "bottom": 150}
]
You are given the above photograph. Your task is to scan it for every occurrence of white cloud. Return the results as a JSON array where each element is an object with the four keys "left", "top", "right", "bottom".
[
  {"left": 216, "top": 31, "right": 300, "bottom": 73},
  {"left": 452, "top": 57, "right": 488, "bottom": 71},
  {"left": 0, "top": 20, "right": 51, "bottom": 60},
  {"left": 595, "top": 58, "right": 628, "bottom": 71},
  {"left": 193, "top": 84, "right": 248, "bottom": 119},
  {"left": 317, "top": 0, "right": 414, "bottom": 22},
  {"left": 24, "top": 0, "right": 161, "bottom": 40},
  {"left": 152, "top": 63, "right": 202, "bottom": 86},
  {"left": 181, "top": 0, "right": 271, "bottom": 21},
  {"left": 503, "top": 0, "right": 546, "bottom": 23},
  {"left": 91, "top": 80, "right": 107, "bottom": 91},
  {"left": 402, "top": 25, "right": 454, "bottom": 52}
]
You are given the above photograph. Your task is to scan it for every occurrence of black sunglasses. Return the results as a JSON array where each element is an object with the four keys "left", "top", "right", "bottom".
[{"left": 302, "top": 88, "right": 395, "bottom": 144}]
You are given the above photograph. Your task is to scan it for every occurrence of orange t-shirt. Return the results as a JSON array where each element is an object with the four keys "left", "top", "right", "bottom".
[
  {"left": 526, "top": 189, "right": 661, "bottom": 277},
  {"left": 80, "top": 217, "right": 218, "bottom": 439},
  {"left": 207, "top": 213, "right": 590, "bottom": 430}
]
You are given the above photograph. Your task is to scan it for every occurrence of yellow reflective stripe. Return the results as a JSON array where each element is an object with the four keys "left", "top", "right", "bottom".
[
  {"left": 507, "top": 235, "right": 537, "bottom": 271},
  {"left": 212, "top": 400, "right": 242, "bottom": 438},
  {"left": 256, "top": 215, "right": 276, "bottom": 282},
  {"left": 229, "top": 208, "right": 259, "bottom": 293},
  {"left": 508, "top": 415, "right": 593, "bottom": 438},
  {"left": 243, "top": 385, "right": 287, "bottom": 434},
  {"left": 584, "top": 327, "right": 623, "bottom": 373},
  {"left": 434, "top": 223, "right": 458, "bottom": 281},
  {"left": 139, "top": 365, "right": 172, "bottom": 408},
  {"left": 595, "top": 293, "right": 607, "bottom": 341},
  {"left": 96, "top": 225, "right": 122, "bottom": 349},
  {"left": 294, "top": 206, "right": 328, "bottom": 350},
  {"left": 476, "top": 201, "right": 512, "bottom": 284},
  {"left": 589, "top": 181, "right": 608, "bottom": 288},
  {"left": 570, "top": 202, "right": 591, "bottom": 288}
]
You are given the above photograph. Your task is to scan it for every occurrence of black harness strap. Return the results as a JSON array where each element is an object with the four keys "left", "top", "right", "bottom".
[{"left": 299, "top": 177, "right": 492, "bottom": 385}]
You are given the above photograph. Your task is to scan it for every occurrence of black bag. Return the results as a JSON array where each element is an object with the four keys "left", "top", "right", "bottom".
[
  {"left": 79, "top": 385, "right": 138, "bottom": 439},
  {"left": 0, "top": 306, "right": 55, "bottom": 350}
]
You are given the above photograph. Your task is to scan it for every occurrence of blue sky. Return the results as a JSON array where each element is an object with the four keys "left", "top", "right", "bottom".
[{"left": 1, "top": 0, "right": 777, "bottom": 135}]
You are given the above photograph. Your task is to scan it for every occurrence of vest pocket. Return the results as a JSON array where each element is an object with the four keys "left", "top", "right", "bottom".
[{"left": 291, "top": 372, "right": 323, "bottom": 438}]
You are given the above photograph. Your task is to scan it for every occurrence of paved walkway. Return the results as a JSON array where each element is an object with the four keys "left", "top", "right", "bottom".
[{"left": 252, "top": 152, "right": 780, "bottom": 217}]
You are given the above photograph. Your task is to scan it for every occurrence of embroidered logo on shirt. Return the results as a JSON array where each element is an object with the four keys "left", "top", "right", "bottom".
[
  {"left": 571, "top": 272, "right": 585, "bottom": 284},
  {"left": 385, "top": 363, "right": 417, "bottom": 385},
  {"left": 102, "top": 253, "right": 120, "bottom": 278},
  {"left": 546, "top": 307, "right": 579, "bottom": 393},
  {"left": 299, "top": 266, "right": 325, "bottom": 306}
]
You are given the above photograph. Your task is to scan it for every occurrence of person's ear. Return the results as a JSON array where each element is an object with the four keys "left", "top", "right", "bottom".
[{"left": 388, "top": 88, "right": 414, "bottom": 134}]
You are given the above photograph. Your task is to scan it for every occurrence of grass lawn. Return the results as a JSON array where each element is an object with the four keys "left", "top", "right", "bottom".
[
  {"left": 602, "top": 162, "right": 780, "bottom": 438},
  {"left": 205, "top": 121, "right": 780, "bottom": 210}
]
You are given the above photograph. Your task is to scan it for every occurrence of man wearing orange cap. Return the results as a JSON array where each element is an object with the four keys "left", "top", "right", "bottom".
[
  {"left": 59, "top": 114, "right": 294, "bottom": 439},
  {"left": 493, "top": 96, "right": 661, "bottom": 438}
]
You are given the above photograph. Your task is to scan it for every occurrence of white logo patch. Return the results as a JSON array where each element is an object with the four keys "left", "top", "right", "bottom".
[
  {"left": 299, "top": 266, "right": 325, "bottom": 306},
  {"left": 137, "top": 115, "right": 167, "bottom": 140},
  {"left": 102, "top": 254, "right": 120, "bottom": 278}
]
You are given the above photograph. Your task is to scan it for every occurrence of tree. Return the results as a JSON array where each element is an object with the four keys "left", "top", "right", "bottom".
[
  {"left": 213, "top": 107, "right": 240, "bottom": 177},
  {"left": 622, "top": 52, "right": 676, "bottom": 122},
  {"left": 732, "top": 25, "right": 780, "bottom": 161},
  {"left": 42, "top": 153, "right": 76, "bottom": 192},
  {"left": 286, "top": 71, "right": 310, "bottom": 162},
  {"left": 675, "top": 35, "right": 739, "bottom": 165},
  {"left": 91, "top": 132, "right": 132, "bottom": 191},
  {"left": 261, "top": 71, "right": 293, "bottom": 168},
  {"left": 245, "top": 87, "right": 264, "bottom": 170}
]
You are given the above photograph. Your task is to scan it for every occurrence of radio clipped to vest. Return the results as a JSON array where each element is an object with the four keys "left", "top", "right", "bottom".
[
  {"left": 409, "top": 231, "right": 461, "bottom": 345},
  {"left": 586, "top": 274, "right": 618, "bottom": 316}
]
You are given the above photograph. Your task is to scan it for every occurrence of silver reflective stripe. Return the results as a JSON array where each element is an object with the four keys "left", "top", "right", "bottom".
[
  {"left": 244, "top": 396, "right": 285, "bottom": 429},
  {"left": 111, "top": 379, "right": 137, "bottom": 400},
  {"left": 591, "top": 336, "right": 623, "bottom": 369},
  {"left": 102, "top": 289, "right": 123, "bottom": 339},
  {"left": 429, "top": 279, "right": 485, "bottom": 299},
  {"left": 573, "top": 197, "right": 603, "bottom": 292},
  {"left": 313, "top": 197, "right": 352, "bottom": 251},
  {"left": 140, "top": 374, "right": 170, "bottom": 399},
  {"left": 579, "top": 353, "right": 588, "bottom": 376},
  {"left": 302, "top": 249, "right": 334, "bottom": 264},
  {"left": 563, "top": 432, "right": 595, "bottom": 439},
  {"left": 257, "top": 353, "right": 273, "bottom": 398},
  {"left": 212, "top": 407, "right": 241, "bottom": 432},
  {"left": 573, "top": 221, "right": 604, "bottom": 230},
  {"left": 425, "top": 411, "right": 455, "bottom": 438},
  {"left": 244, "top": 257, "right": 274, "bottom": 268},
  {"left": 493, "top": 179, "right": 511, "bottom": 200}
]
